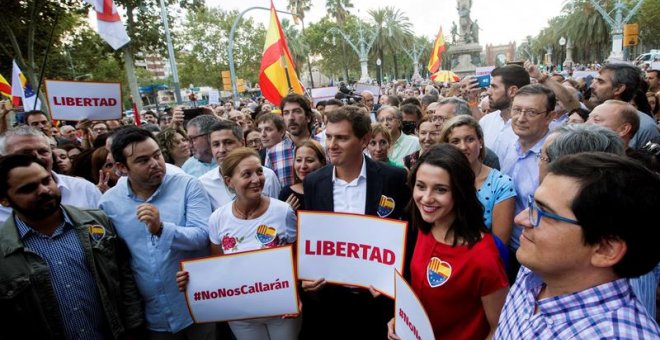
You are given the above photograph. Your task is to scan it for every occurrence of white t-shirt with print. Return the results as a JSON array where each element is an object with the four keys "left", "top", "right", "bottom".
[{"left": 208, "top": 197, "right": 296, "bottom": 254}]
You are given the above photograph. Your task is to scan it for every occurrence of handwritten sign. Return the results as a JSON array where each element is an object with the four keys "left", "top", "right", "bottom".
[
  {"left": 394, "top": 271, "right": 435, "bottom": 340},
  {"left": 182, "top": 246, "right": 299, "bottom": 323},
  {"left": 45, "top": 80, "right": 122, "bottom": 120},
  {"left": 297, "top": 211, "right": 407, "bottom": 297}
]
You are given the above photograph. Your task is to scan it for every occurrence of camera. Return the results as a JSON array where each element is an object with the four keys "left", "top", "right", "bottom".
[{"left": 335, "top": 82, "right": 363, "bottom": 105}]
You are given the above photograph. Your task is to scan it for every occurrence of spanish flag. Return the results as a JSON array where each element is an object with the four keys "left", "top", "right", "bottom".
[
  {"left": 427, "top": 26, "right": 446, "bottom": 73},
  {"left": 258, "top": 1, "right": 304, "bottom": 106},
  {"left": 0, "top": 73, "right": 10, "bottom": 99}
]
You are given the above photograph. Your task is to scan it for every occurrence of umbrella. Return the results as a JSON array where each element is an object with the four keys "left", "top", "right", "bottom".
[{"left": 430, "top": 70, "right": 461, "bottom": 83}]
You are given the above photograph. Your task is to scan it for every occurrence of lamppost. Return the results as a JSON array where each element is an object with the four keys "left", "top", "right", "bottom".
[
  {"left": 558, "top": 37, "right": 566, "bottom": 72},
  {"left": 376, "top": 58, "right": 382, "bottom": 85},
  {"left": 328, "top": 21, "right": 380, "bottom": 83}
]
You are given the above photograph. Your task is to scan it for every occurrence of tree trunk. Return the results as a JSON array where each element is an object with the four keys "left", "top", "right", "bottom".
[
  {"left": 393, "top": 53, "right": 399, "bottom": 80},
  {"left": 341, "top": 41, "right": 349, "bottom": 82}
]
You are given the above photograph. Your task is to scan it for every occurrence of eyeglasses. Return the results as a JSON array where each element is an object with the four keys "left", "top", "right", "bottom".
[
  {"left": 378, "top": 117, "right": 395, "bottom": 123},
  {"left": 511, "top": 107, "right": 548, "bottom": 117},
  {"left": 527, "top": 195, "right": 579, "bottom": 228},
  {"left": 429, "top": 115, "right": 448, "bottom": 123},
  {"left": 188, "top": 133, "right": 208, "bottom": 142}
]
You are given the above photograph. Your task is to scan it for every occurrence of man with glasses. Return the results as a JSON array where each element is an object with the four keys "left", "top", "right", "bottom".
[
  {"left": 499, "top": 84, "right": 555, "bottom": 280},
  {"left": 495, "top": 152, "right": 660, "bottom": 339},
  {"left": 376, "top": 105, "right": 419, "bottom": 166},
  {"left": 182, "top": 114, "right": 219, "bottom": 177}
]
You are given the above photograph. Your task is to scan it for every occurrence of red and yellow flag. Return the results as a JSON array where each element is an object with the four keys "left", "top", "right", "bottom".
[
  {"left": 0, "top": 73, "right": 11, "bottom": 99},
  {"left": 427, "top": 27, "right": 446, "bottom": 73},
  {"left": 258, "top": 1, "right": 304, "bottom": 106}
]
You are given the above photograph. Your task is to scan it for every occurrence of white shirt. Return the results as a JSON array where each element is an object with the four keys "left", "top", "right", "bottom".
[
  {"left": 0, "top": 171, "right": 102, "bottom": 223},
  {"left": 479, "top": 110, "right": 517, "bottom": 160},
  {"left": 332, "top": 156, "right": 367, "bottom": 214},
  {"left": 198, "top": 166, "right": 281, "bottom": 211}
]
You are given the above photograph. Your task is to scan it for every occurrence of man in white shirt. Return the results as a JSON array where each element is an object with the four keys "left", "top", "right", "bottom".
[
  {"left": 0, "top": 126, "right": 101, "bottom": 223},
  {"left": 199, "top": 120, "right": 280, "bottom": 210}
]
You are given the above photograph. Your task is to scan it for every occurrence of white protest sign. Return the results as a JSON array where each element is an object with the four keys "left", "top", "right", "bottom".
[
  {"left": 476, "top": 66, "right": 495, "bottom": 76},
  {"left": 297, "top": 211, "right": 407, "bottom": 297},
  {"left": 571, "top": 70, "right": 599, "bottom": 79},
  {"left": 394, "top": 271, "right": 435, "bottom": 340},
  {"left": 354, "top": 83, "right": 381, "bottom": 102},
  {"left": 310, "top": 86, "right": 337, "bottom": 105},
  {"left": 182, "top": 246, "right": 299, "bottom": 323},
  {"left": 651, "top": 62, "right": 660, "bottom": 71},
  {"left": 208, "top": 90, "right": 220, "bottom": 105},
  {"left": 45, "top": 80, "right": 122, "bottom": 120}
]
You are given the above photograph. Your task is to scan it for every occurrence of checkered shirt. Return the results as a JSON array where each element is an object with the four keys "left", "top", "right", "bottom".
[{"left": 494, "top": 267, "right": 660, "bottom": 339}]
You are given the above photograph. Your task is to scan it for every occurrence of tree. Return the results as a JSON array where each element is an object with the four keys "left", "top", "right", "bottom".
[
  {"left": 633, "top": 0, "right": 660, "bottom": 50},
  {"left": 287, "top": 0, "right": 312, "bottom": 22},
  {"left": 325, "top": 0, "right": 354, "bottom": 81},
  {"left": 281, "top": 19, "right": 310, "bottom": 77},
  {"left": 368, "top": 6, "right": 413, "bottom": 79}
]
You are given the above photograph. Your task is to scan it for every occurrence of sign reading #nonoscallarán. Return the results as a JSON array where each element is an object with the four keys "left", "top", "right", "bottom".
[
  {"left": 394, "top": 270, "right": 435, "bottom": 340},
  {"left": 45, "top": 80, "right": 122, "bottom": 120},
  {"left": 181, "top": 246, "right": 300, "bottom": 323},
  {"left": 297, "top": 211, "right": 408, "bottom": 297}
]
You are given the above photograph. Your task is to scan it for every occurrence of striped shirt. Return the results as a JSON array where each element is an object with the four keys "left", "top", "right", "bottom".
[
  {"left": 495, "top": 267, "right": 660, "bottom": 339},
  {"left": 16, "top": 210, "right": 107, "bottom": 339}
]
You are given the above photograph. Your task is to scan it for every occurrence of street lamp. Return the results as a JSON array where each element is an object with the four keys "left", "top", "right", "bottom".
[
  {"left": 558, "top": 37, "right": 566, "bottom": 72},
  {"left": 376, "top": 58, "right": 382, "bottom": 85}
]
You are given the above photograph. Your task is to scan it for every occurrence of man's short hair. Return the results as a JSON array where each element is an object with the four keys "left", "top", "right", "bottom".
[
  {"left": 255, "top": 112, "right": 286, "bottom": 132},
  {"left": 546, "top": 124, "right": 625, "bottom": 162},
  {"left": 0, "top": 126, "right": 48, "bottom": 156},
  {"left": 209, "top": 120, "right": 244, "bottom": 142},
  {"left": 24, "top": 110, "right": 49, "bottom": 122},
  {"left": 376, "top": 105, "right": 403, "bottom": 127},
  {"left": 421, "top": 94, "right": 439, "bottom": 107},
  {"left": 548, "top": 152, "right": 660, "bottom": 278},
  {"left": 514, "top": 84, "right": 557, "bottom": 113},
  {"left": 0, "top": 154, "right": 47, "bottom": 198},
  {"left": 185, "top": 114, "right": 218, "bottom": 135},
  {"left": 111, "top": 126, "right": 157, "bottom": 165},
  {"left": 144, "top": 110, "right": 158, "bottom": 119},
  {"left": 491, "top": 64, "right": 531, "bottom": 90},
  {"left": 647, "top": 69, "right": 659, "bottom": 78},
  {"left": 279, "top": 93, "right": 313, "bottom": 119},
  {"left": 326, "top": 105, "right": 372, "bottom": 139},
  {"left": 604, "top": 99, "right": 640, "bottom": 137},
  {"left": 324, "top": 99, "right": 344, "bottom": 108},
  {"left": 140, "top": 123, "right": 161, "bottom": 134},
  {"left": 400, "top": 103, "right": 423, "bottom": 120},
  {"left": 601, "top": 63, "right": 642, "bottom": 102},
  {"left": 438, "top": 97, "right": 471, "bottom": 116},
  {"left": 401, "top": 97, "right": 421, "bottom": 108}
]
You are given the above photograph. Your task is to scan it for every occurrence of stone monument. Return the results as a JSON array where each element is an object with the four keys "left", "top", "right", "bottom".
[{"left": 449, "top": 0, "right": 483, "bottom": 76}]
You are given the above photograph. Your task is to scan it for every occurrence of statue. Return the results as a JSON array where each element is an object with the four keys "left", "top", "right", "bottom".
[
  {"left": 457, "top": 0, "right": 472, "bottom": 43},
  {"left": 450, "top": 22, "right": 458, "bottom": 43},
  {"left": 470, "top": 19, "right": 480, "bottom": 44}
]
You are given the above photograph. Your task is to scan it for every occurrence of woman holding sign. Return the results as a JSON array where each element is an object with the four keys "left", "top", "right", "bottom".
[
  {"left": 387, "top": 144, "right": 508, "bottom": 340},
  {"left": 177, "top": 147, "right": 300, "bottom": 339}
]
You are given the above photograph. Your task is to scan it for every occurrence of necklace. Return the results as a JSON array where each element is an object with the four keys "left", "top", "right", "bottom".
[{"left": 234, "top": 198, "right": 263, "bottom": 220}]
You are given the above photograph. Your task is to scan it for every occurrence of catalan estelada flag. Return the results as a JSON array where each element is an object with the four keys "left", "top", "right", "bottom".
[
  {"left": 427, "top": 26, "right": 446, "bottom": 73},
  {"left": 0, "top": 73, "right": 11, "bottom": 99},
  {"left": 258, "top": 0, "right": 304, "bottom": 106}
]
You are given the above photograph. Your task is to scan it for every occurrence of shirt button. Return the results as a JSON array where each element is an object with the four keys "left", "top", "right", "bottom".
[
  {"left": 547, "top": 319, "right": 554, "bottom": 325},
  {"left": 73, "top": 307, "right": 78, "bottom": 311},
  {"left": 66, "top": 284, "right": 71, "bottom": 288},
  {"left": 57, "top": 261, "right": 63, "bottom": 265}
]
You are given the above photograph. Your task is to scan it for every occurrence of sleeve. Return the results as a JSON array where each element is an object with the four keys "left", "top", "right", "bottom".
[
  {"left": 264, "top": 149, "right": 274, "bottom": 170},
  {"left": 493, "top": 172, "right": 517, "bottom": 204},
  {"left": 83, "top": 179, "right": 103, "bottom": 208},
  {"left": 158, "top": 178, "right": 212, "bottom": 251},
  {"left": 112, "top": 220, "right": 146, "bottom": 330},
  {"left": 207, "top": 209, "right": 223, "bottom": 245},
  {"left": 264, "top": 167, "right": 282, "bottom": 199},
  {"left": 475, "top": 237, "right": 510, "bottom": 297},
  {"left": 284, "top": 205, "right": 297, "bottom": 244}
]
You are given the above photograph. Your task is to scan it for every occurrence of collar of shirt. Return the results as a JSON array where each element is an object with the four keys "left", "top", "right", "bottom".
[
  {"left": 332, "top": 155, "right": 367, "bottom": 185},
  {"left": 125, "top": 173, "right": 168, "bottom": 202},
  {"left": 514, "top": 131, "right": 548, "bottom": 158},
  {"left": 524, "top": 269, "right": 631, "bottom": 325},
  {"left": 15, "top": 207, "right": 74, "bottom": 240}
]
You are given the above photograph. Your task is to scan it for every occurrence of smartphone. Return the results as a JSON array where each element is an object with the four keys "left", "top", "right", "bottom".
[
  {"left": 474, "top": 74, "right": 491, "bottom": 88},
  {"left": 183, "top": 108, "right": 204, "bottom": 121}
]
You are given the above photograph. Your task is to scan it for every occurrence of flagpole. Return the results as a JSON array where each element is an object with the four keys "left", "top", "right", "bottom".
[
  {"left": 280, "top": 55, "right": 293, "bottom": 92},
  {"left": 33, "top": 12, "right": 60, "bottom": 113}
]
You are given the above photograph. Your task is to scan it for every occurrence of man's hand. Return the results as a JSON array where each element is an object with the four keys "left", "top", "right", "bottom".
[
  {"left": 524, "top": 60, "right": 542, "bottom": 79},
  {"left": 459, "top": 76, "right": 480, "bottom": 101},
  {"left": 171, "top": 105, "right": 185, "bottom": 127},
  {"left": 137, "top": 203, "right": 162, "bottom": 235},
  {"left": 301, "top": 278, "right": 326, "bottom": 292}
]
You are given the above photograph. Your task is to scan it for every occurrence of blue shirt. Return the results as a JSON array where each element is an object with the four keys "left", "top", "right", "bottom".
[
  {"left": 181, "top": 156, "right": 217, "bottom": 178},
  {"left": 16, "top": 209, "right": 107, "bottom": 339},
  {"left": 630, "top": 263, "right": 660, "bottom": 319},
  {"left": 499, "top": 134, "right": 547, "bottom": 251},
  {"left": 99, "top": 173, "right": 212, "bottom": 332},
  {"left": 495, "top": 267, "right": 660, "bottom": 339},
  {"left": 477, "top": 168, "right": 516, "bottom": 230}
]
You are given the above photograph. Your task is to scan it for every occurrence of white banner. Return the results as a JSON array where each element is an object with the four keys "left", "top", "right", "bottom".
[
  {"left": 310, "top": 86, "right": 337, "bottom": 105},
  {"left": 208, "top": 90, "right": 220, "bottom": 105},
  {"left": 394, "top": 271, "right": 435, "bottom": 340},
  {"left": 45, "top": 80, "right": 122, "bottom": 120},
  {"left": 297, "top": 211, "right": 407, "bottom": 297},
  {"left": 572, "top": 70, "right": 599, "bottom": 79},
  {"left": 354, "top": 83, "right": 381, "bottom": 102},
  {"left": 476, "top": 66, "right": 495, "bottom": 76},
  {"left": 181, "top": 246, "right": 299, "bottom": 323}
]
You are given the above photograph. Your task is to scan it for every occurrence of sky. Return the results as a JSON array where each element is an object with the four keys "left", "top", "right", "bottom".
[{"left": 207, "top": 0, "right": 567, "bottom": 46}]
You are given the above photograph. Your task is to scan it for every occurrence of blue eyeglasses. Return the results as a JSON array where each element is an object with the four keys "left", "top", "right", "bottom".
[{"left": 527, "top": 195, "right": 579, "bottom": 227}]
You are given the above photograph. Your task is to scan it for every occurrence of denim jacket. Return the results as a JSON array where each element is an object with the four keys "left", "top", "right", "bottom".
[{"left": 0, "top": 205, "right": 144, "bottom": 339}]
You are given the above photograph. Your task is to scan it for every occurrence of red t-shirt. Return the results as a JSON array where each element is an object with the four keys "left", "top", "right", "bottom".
[{"left": 410, "top": 231, "right": 508, "bottom": 339}]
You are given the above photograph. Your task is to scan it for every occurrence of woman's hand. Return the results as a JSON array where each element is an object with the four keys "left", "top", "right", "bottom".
[
  {"left": 97, "top": 170, "right": 110, "bottom": 193},
  {"left": 285, "top": 193, "right": 300, "bottom": 210},
  {"left": 387, "top": 318, "right": 400, "bottom": 340},
  {"left": 301, "top": 278, "right": 326, "bottom": 292},
  {"left": 176, "top": 270, "right": 189, "bottom": 292}
]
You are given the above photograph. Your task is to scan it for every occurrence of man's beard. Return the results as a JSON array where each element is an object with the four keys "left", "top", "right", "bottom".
[
  {"left": 490, "top": 95, "right": 511, "bottom": 111},
  {"left": 9, "top": 192, "right": 62, "bottom": 220}
]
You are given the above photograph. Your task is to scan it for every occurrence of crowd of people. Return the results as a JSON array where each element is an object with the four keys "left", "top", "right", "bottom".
[{"left": 0, "top": 60, "right": 659, "bottom": 340}]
